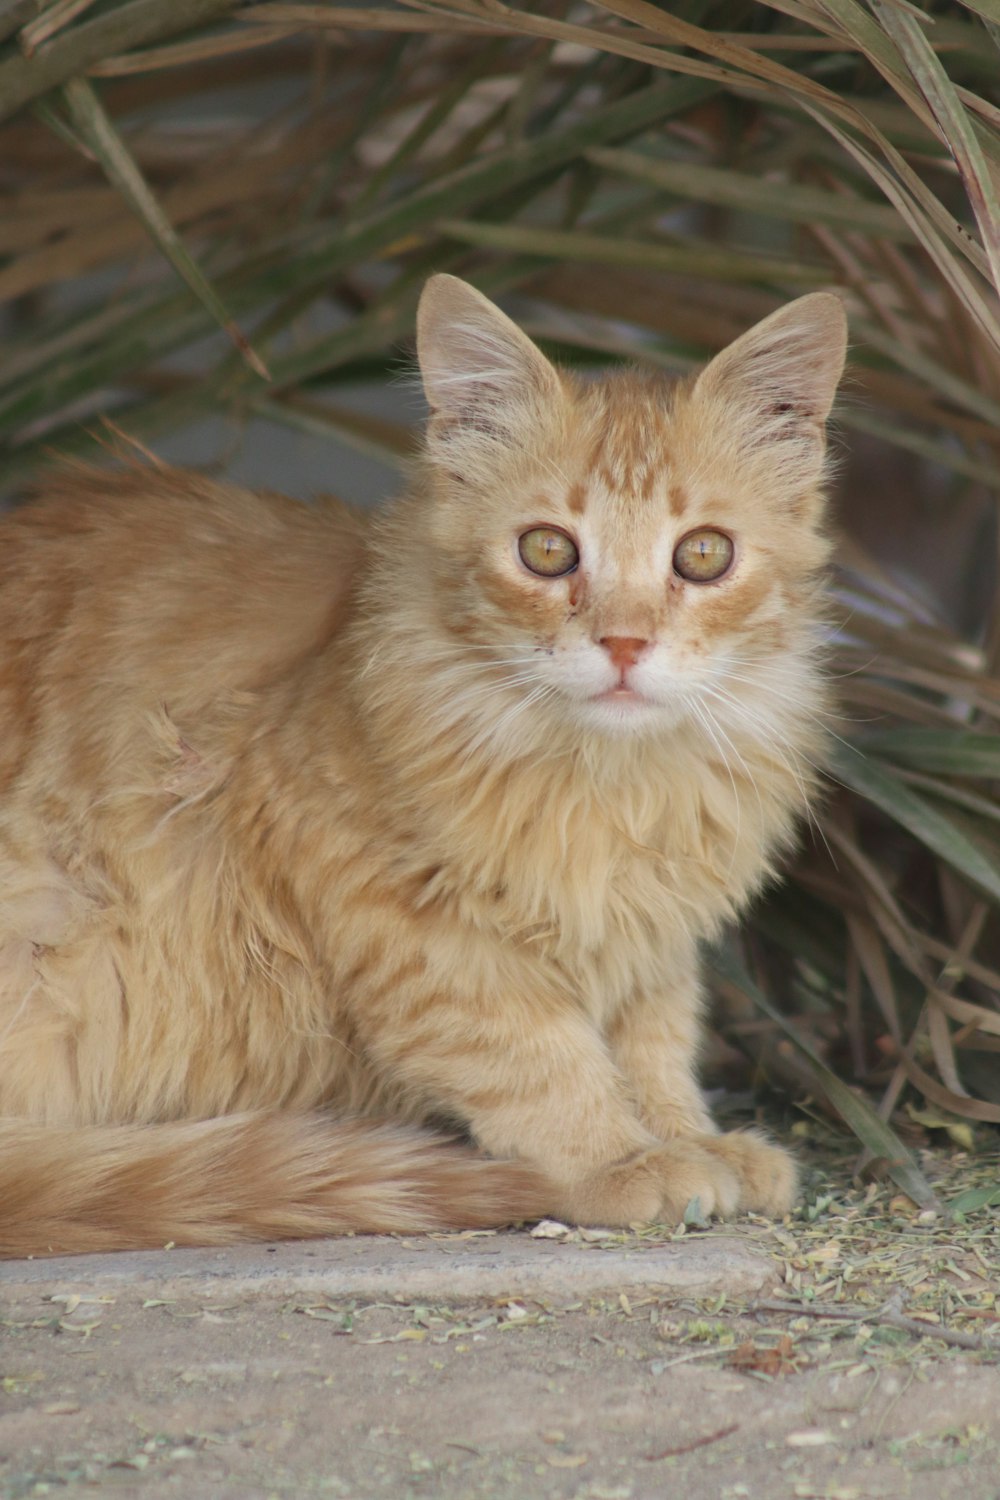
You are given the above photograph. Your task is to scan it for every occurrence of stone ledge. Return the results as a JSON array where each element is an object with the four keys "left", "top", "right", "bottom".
[{"left": 0, "top": 1229, "right": 777, "bottom": 1302}]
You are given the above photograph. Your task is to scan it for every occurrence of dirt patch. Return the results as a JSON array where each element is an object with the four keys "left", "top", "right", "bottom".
[{"left": 2, "top": 1285, "right": 999, "bottom": 1500}]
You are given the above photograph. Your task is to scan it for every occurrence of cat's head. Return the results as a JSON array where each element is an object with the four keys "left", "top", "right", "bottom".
[{"left": 412, "top": 274, "right": 847, "bottom": 744}]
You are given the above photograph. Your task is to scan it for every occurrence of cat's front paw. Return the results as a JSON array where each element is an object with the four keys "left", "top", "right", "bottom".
[
  {"left": 556, "top": 1139, "right": 740, "bottom": 1227},
  {"left": 554, "top": 1131, "right": 797, "bottom": 1227}
]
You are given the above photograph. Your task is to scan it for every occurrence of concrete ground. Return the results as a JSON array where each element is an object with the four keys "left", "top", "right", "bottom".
[{"left": 2, "top": 1201, "right": 999, "bottom": 1500}]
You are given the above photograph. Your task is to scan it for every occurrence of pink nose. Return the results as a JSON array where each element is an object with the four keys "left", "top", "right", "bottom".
[{"left": 599, "top": 636, "right": 649, "bottom": 672}]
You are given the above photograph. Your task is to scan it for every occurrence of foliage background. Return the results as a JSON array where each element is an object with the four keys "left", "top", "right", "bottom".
[{"left": 2, "top": 0, "right": 999, "bottom": 1204}]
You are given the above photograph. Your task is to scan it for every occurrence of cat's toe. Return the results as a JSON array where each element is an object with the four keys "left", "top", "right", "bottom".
[
  {"left": 700, "top": 1130, "right": 798, "bottom": 1216},
  {"left": 645, "top": 1140, "right": 742, "bottom": 1222}
]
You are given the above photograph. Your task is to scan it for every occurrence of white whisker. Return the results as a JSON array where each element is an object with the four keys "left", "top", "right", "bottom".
[{"left": 697, "top": 680, "right": 833, "bottom": 862}]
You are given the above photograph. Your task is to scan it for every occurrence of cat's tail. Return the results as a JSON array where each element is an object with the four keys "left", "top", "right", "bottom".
[{"left": 0, "top": 1113, "right": 553, "bottom": 1258}]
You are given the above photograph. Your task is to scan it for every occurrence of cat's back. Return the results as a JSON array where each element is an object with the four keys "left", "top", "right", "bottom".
[
  {"left": 0, "top": 466, "right": 369, "bottom": 787},
  {"left": 0, "top": 464, "right": 367, "bottom": 695}
]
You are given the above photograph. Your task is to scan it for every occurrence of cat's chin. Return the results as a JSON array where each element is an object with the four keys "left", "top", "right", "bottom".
[{"left": 575, "top": 689, "right": 682, "bottom": 737}]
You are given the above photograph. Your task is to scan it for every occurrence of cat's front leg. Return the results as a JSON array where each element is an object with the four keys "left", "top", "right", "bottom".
[
  {"left": 354, "top": 966, "right": 789, "bottom": 1227},
  {"left": 606, "top": 972, "right": 798, "bottom": 1219}
]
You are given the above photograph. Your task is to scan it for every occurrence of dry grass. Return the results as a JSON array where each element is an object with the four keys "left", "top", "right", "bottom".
[{"left": 1, "top": 1, "right": 999, "bottom": 1192}]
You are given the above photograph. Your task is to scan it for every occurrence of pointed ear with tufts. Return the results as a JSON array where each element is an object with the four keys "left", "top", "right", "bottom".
[
  {"left": 416, "top": 275, "right": 563, "bottom": 457},
  {"left": 692, "top": 292, "right": 848, "bottom": 464}
]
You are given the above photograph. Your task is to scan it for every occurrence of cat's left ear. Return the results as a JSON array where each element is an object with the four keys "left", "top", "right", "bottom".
[
  {"left": 417, "top": 275, "right": 563, "bottom": 451},
  {"left": 693, "top": 293, "right": 847, "bottom": 459}
]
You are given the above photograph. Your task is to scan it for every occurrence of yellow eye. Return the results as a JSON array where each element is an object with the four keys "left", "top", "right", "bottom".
[
  {"left": 518, "top": 527, "right": 579, "bottom": 578},
  {"left": 673, "top": 528, "right": 734, "bottom": 583}
]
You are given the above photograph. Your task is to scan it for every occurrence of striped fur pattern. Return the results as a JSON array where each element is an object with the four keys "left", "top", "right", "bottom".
[{"left": 0, "top": 276, "right": 847, "bottom": 1255}]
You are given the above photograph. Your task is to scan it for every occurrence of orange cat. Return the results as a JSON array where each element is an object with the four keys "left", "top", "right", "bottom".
[{"left": 0, "top": 276, "right": 846, "bottom": 1256}]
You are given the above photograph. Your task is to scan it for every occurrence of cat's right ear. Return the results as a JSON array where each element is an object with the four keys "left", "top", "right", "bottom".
[
  {"left": 691, "top": 293, "right": 848, "bottom": 473},
  {"left": 416, "top": 275, "right": 562, "bottom": 454}
]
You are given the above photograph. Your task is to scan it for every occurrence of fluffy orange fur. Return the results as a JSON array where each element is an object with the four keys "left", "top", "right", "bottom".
[{"left": 0, "top": 276, "right": 847, "bottom": 1256}]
